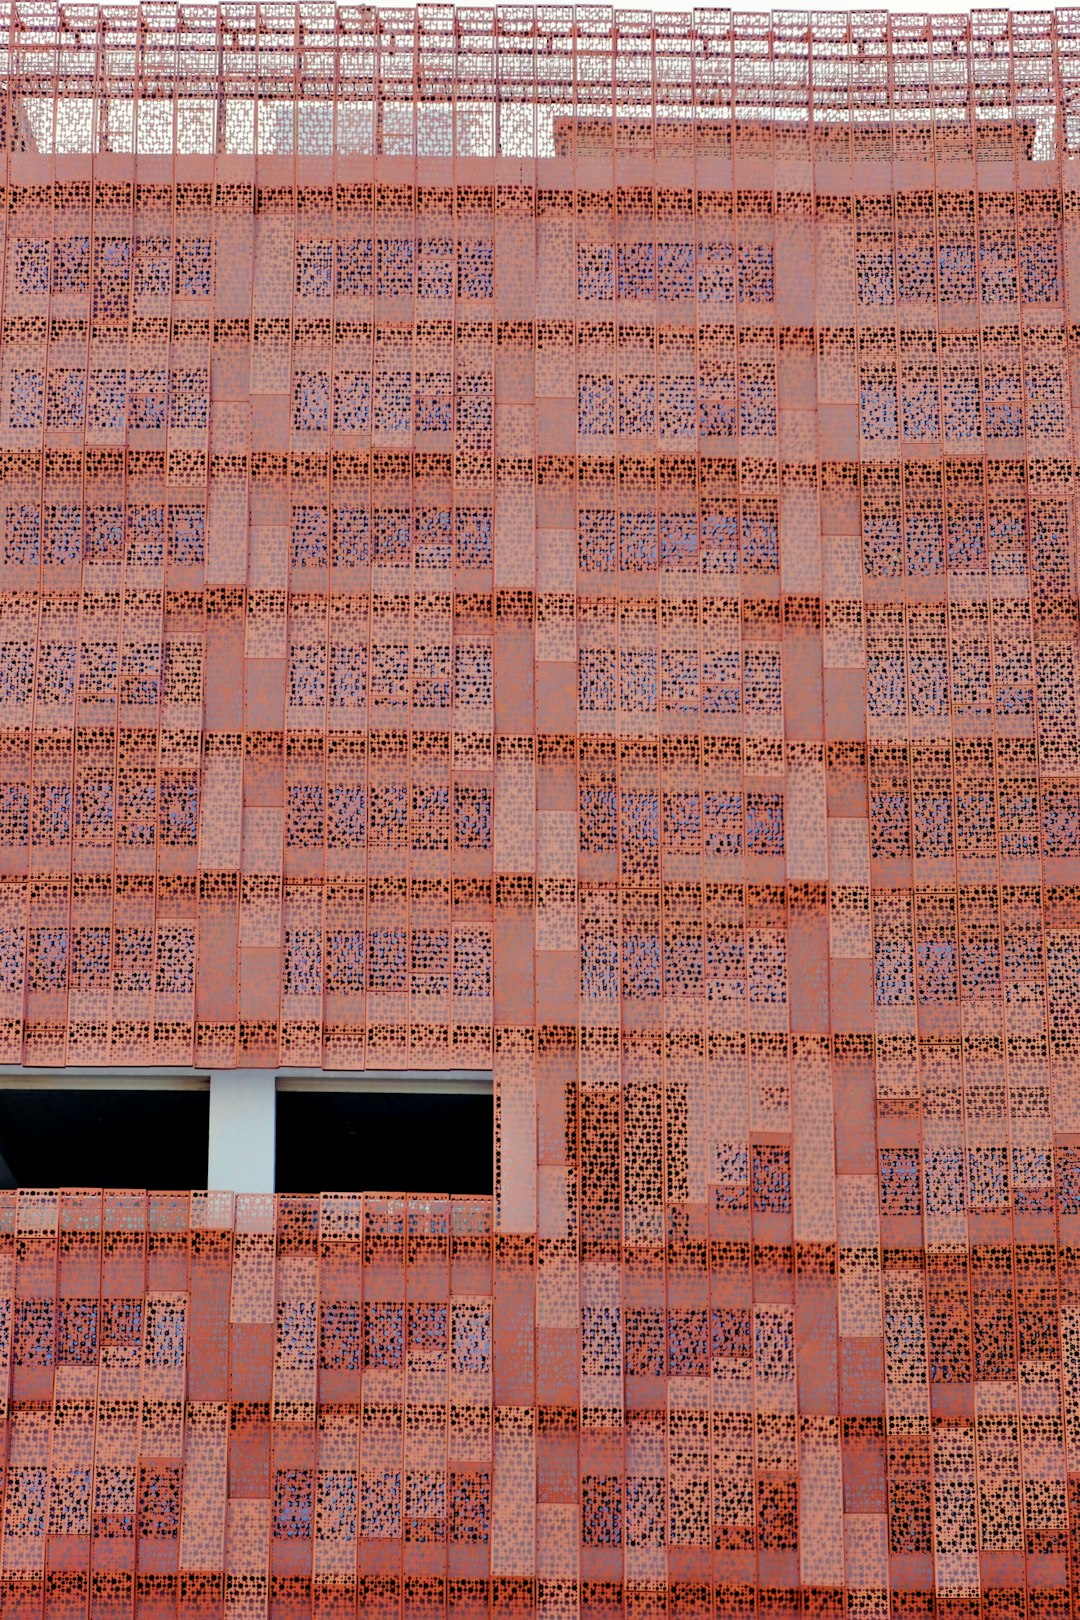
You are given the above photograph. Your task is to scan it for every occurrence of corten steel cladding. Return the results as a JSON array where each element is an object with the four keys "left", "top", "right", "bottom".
[{"left": 0, "top": 2, "right": 1079, "bottom": 1615}]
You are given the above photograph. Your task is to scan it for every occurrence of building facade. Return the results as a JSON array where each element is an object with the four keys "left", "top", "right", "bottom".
[{"left": 0, "top": 3, "right": 1077, "bottom": 1614}]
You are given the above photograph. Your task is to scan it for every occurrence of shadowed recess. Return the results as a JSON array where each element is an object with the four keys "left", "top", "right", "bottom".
[
  {"left": 275, "top": 1090, "right": 493, "bottom": 1195},
  {"left": 0, "top": 1089, "right": 209, "bottom": 1190}
]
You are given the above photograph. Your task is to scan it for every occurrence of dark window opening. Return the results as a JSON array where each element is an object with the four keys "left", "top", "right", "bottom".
[
  {"left": 275, "top": 1090, "right": 492, "bottom": 1195},
  {"left": 0, "top": 1087, "right": 209, "bottom": 1189}
]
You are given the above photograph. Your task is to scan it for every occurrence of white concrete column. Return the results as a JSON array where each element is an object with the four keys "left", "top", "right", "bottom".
[{"left": 208, "top": 1069, "right": 276, "bottom": 1193}]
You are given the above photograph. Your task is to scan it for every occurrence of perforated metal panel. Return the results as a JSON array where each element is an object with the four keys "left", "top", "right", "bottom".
[{"left": 0, "top": 4, "right": 1078, "bottom": 1613}]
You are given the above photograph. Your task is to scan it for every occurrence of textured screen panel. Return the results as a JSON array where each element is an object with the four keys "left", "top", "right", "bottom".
[{"left": 1, "top": 2, "right": 1080, "bottom": 1614}]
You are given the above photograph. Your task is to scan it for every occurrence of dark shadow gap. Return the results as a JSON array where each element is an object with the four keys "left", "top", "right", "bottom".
[
  {"left": 275, "top": 1091, "right": 493, "bottom": 1195},
  {"left": 0, "top": 1088, "right": 209, "bottom": 1190}
]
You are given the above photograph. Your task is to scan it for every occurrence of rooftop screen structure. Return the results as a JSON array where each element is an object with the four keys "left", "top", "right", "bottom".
[{"left": 0, "top": 4, "right": 1078, "bottom": 1615}]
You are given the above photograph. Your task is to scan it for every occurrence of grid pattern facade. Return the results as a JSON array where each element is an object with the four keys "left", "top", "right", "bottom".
[{"left": 1, "top": 3, "right": 1080, "bottom": 1614}]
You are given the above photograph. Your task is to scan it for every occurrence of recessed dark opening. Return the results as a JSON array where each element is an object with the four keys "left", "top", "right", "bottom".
[
  {"left": 0, "top": 1088, "right": 209, "bottom": 1190},
  {"left": 275, "top": 1090, "right": 493, "bottom": 1195}
]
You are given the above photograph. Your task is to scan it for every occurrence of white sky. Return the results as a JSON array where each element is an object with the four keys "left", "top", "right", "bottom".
[
  {"left": 417, "top": 2, "right": 1051, "bottom": 10},
  {"left": 126, "top": 0, "right": 1061, "bottom": 11}
]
